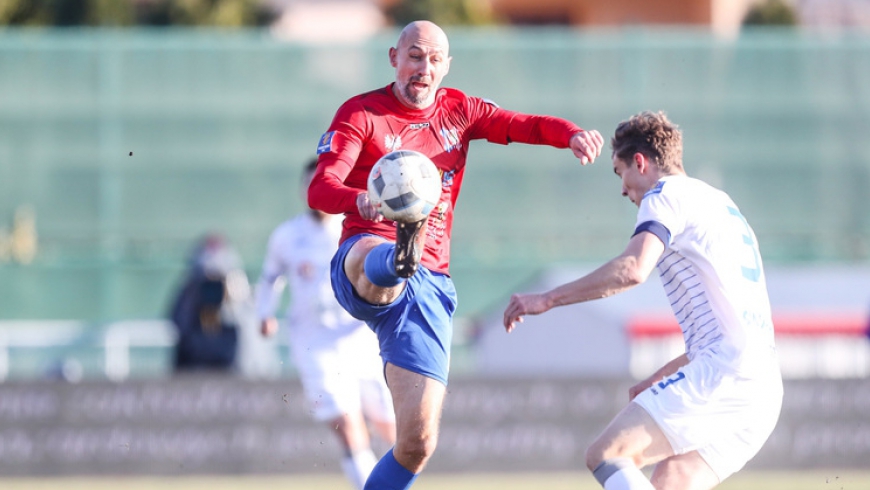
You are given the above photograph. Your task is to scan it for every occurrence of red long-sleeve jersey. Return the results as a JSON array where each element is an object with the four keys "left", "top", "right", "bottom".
[{"left": 308, "top": 83, "right": 582, "bottom": 275}]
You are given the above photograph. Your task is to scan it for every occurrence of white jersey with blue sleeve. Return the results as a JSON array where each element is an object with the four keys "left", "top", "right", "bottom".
[
  {"left": 256, "top": 213, "right": 361, "bottom": 333},
  {"left": 634, "top": 175, "right": 777, "bottom": 376}
]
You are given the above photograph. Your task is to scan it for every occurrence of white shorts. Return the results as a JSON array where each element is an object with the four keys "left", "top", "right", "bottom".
[
  {"left": 633, "top": 354, "right": 783, "bottom": 482},
  {"left": 289, "top": 323, "right": 395, "bottom": 424}
]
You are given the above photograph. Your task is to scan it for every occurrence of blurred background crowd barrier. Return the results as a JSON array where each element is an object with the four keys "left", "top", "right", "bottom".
[{"left": 0, "top": 376, "right": 868, "bottom": 474}]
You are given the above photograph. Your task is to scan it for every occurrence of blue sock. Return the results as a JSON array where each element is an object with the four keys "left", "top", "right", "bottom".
[
  {"left": 364, "top": 243, "right": 404, "bottom": 287},
  {"left": 363, "top": 449, "right": 418, "bottom": 490}
]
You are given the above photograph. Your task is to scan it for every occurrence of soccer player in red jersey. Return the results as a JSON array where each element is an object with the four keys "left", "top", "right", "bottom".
[{"left": 308, "top": 20, "right": 604, "bottom": 489}]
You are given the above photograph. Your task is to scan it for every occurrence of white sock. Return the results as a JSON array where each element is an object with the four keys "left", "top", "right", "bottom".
[
  {"left": 340, "top": 449, "right": 378, "bottom": 490},
  {"left": 593, "top": 458, "right": 655, "bottom": 490}
]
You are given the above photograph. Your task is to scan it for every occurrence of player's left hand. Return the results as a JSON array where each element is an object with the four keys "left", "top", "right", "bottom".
[
  {"left": 569, "top": 129, "right": 605, "bottom": 165},
  {"left": 503, "top": 292, "right": 551, "bottom": 333}
]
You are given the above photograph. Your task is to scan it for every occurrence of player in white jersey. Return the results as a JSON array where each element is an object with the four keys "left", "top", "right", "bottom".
[
  {"left": 502, "top": 111, "right": 782, "bottom": 490},
  {"left": 257, "top": 159, "right": 396, "bottom": 490}
]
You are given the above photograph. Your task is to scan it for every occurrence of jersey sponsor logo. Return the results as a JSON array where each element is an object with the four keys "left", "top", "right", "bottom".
[
  {"left": 409, "top": 122, "right": 430, "bottom": 130},
  {"left": 385, "top": 134, "right": 402, "bottom": 151},
  {"left": 644, "top": 180, "right": 665, "bottom": 198},
  {"left": 441, "top": 127, "right": 461, "bottom": 152},
  {"left": 316, "top": 131, "right": 335, "bottom": 154}
]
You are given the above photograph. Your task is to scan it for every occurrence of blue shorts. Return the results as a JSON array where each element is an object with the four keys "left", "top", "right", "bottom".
[{"left": 330, "top": 234, "right": 457, "bottom": 386}]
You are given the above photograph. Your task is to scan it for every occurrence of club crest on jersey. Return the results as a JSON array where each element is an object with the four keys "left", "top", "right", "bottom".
[
  {"left": 317, "top": 131, "right": 335, "bottom": 154},
  {"left": 440, "top": 127, "right": 461, "bottom": 153},
  {"left": 385, "top": 134, "right": 402, "bottom": 151}
]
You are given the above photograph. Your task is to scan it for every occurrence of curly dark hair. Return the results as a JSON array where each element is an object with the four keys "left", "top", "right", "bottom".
[{"left": 611, "top": 111, "right": 683, "bottom": 174}]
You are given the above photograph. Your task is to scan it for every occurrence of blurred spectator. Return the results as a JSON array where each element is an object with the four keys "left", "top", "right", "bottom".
[
  {"left": 44, "top": 357, "right": 84, "bottom": 383},
  {"left": 169, "top": 234, "right": 245, "bottom": 373}
]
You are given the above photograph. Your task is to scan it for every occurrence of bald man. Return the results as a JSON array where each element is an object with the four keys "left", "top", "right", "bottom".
[{"left": 308, "top": 20, "right": 605, "bottom": 489}]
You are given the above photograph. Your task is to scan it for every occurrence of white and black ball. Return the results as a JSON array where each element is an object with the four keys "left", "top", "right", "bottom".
[{"left": 367, "top": 150, "right": 442, "bottom": 223}]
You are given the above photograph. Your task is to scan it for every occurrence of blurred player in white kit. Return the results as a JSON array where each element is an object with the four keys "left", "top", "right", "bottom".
[{"left": 256, "top": 158, "right": 396, "bottom": 489}]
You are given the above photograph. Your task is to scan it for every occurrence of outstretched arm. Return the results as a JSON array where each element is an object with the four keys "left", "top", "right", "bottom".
[
  {"left": 502, "top": 231, "right": 665, "bottom": 332},
  {"left": 470, "top": 101, "right": 604, "bottom": 164}
]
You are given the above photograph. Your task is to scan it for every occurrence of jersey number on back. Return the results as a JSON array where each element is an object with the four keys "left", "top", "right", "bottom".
[{"left": 727, "top": 206, "right": 761, "bottom": 283}]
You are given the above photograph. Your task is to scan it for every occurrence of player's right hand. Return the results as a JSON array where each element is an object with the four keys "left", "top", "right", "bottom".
[
  {"left": 502, "top": 292, "right": 551, "bottom": 333},
  {"left": 357, "top": 192, "right": 384, "bottom": 222}
]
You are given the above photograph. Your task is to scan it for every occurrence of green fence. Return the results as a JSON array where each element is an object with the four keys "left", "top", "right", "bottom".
[{"left": 1, "top": 27, "right": 869, "bottom": 322}]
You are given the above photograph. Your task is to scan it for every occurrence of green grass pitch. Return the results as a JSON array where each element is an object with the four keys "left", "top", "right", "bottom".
[{"left": 2, "top": 471, "right": 869, "bottom": 490}]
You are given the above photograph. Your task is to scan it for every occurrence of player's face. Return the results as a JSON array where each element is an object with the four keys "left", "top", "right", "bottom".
[
  {"left": 613, "top": 155, "right": 647, "bottom": 207},
  {"left": 390, "top": 30, "right": 451, "bottom": 109}
]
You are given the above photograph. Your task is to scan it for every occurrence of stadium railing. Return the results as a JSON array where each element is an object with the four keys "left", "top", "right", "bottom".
[{"left": 627, "top": 311, "right": 870, "bottom": 379}]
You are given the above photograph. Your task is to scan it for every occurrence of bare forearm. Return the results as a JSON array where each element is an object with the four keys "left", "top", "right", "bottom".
[
  {"left": 502, "top": 232, "right": 662, "bottom": 332},
  {"left": 544, "top": 255, "right": 645, "bottom": 308}
]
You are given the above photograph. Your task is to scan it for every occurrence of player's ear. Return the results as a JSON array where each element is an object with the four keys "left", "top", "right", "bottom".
[
  {"left": 389, "top": 47, "right": 398, "bottom": 68},
  {"left": 634, "top": 152, "right": 647, "bottom": 173}
]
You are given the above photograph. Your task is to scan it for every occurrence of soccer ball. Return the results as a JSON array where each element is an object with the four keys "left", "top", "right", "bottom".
[{"left": 367, "top": 150, "right": 442, "bottom": 223}]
